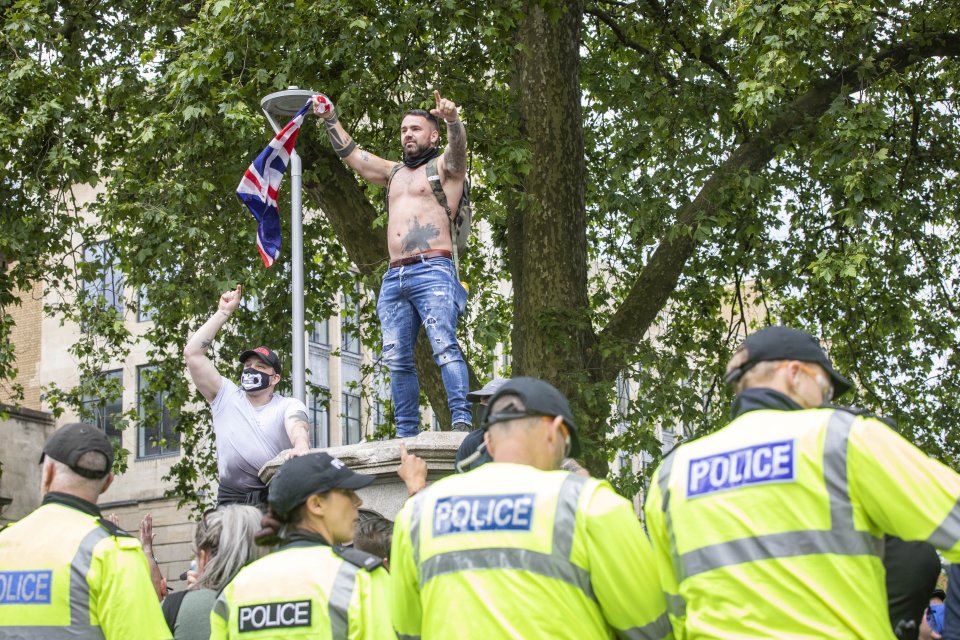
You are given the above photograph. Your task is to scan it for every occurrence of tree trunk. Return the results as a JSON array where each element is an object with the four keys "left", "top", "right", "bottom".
[{"left": 509, "top": 1, "right": 603, "bottom": 470}]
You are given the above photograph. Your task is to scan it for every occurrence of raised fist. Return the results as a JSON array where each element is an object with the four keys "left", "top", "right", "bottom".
[
  {"left": 219, "top": 284, "right": 242, "bottom": 315},
  {"left": 312, "top": 94, "right": 335, "bottom": 120}
]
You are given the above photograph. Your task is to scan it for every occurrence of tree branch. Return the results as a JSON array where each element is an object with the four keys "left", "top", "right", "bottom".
[
  {"left": 594, "top": 30, "right": 960, "bottom": 381},
  {"left": 585, "top": 7, "right": 679, "bottom": 87}
]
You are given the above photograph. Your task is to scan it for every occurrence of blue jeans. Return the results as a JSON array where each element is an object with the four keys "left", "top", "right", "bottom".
[{"left": 377, "top": 257, "right": 471, "bottom": 436}]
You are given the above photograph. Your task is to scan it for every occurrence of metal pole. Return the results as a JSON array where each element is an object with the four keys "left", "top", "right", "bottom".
[
  {"left": 260, "top": 87, "right": 316, "bottom": 405},
  {"left": 290, "top": 148, "right": 305, "bottom": 404}
]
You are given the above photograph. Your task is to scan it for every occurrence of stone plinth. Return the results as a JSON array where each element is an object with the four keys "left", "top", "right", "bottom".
[{"left": 259, "top": 432, "right": 468, "bottom": 520}]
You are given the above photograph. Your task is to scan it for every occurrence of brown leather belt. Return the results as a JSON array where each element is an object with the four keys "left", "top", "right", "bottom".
[{"left": 389, "top": 249, "right": 453, "bottom": 268}]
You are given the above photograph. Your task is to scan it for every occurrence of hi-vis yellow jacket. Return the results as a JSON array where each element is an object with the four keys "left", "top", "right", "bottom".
[
  {"left": 210, "top": 538, "right": 392, "bottom": 640},
  {"left": 644, "top": 406, "right": 960, "bottom": 639},
  {"left": 0, "top": 492, "right": 170, "bottom": 640},
  {"left": 390, "top": 462, "right": 672, "bottom": 640}
]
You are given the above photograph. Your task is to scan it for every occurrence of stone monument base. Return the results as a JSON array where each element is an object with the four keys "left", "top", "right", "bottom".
[{"left": 259, "top": 431, "right": 468, "bottom": 520}]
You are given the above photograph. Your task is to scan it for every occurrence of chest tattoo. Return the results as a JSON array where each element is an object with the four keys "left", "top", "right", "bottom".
[{"left": 401, "top": 219, "right": 441, "bottom": 253}]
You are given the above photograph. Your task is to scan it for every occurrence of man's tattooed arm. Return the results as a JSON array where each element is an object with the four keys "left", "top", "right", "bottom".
[
  {"left": 444, "top": 120, "right": 467, "bottom": 177},
  {"left": 317, "top": 102, "right": 394, "bottom": 185},
  {"left": 323, "top": 112, "right": 357, "bottom": 159}
]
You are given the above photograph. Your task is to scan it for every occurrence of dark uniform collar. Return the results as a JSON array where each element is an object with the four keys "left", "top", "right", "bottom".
[
  {"left": 42, "top": 491, "right": 101, "bottom": 518},
  {"left": 279, "top": 528, "right": 333, "bottom": 550},
  {"left": 731, "top": 387, "right": 804, "bottom": 419}
]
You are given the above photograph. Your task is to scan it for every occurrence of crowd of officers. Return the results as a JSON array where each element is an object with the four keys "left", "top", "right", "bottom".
[{"left": 3, "top": 326, "right": 960, "bottom": 639}]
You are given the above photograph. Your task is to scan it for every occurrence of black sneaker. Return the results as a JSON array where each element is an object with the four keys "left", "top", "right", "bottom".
[{"left": 452, "top": 421, "right": 472, "bottom": 432}]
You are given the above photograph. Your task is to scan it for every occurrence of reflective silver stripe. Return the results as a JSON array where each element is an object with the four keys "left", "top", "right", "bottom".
[
  {"left": 682, "top": 528, "right": 882, "bottom": 577},
  {"left": 212, "top": 592, "right": 229, "bottom": 621},
  {"left": 0, "top": 626, "right": 105, "bottom": 639},
  {"left": 70, "top": 526, "right": 110, "bottom": 627},
  {"left": 395, "top": 635, "right": 421, "bottom": 640},
  {"left": 616, "top": 611, "right": 673, "bottom": 640},
  {"left": 657, "top": 454, "right": 674, "bottom": 512},
  {"left": 665, "top": 592, "right": 686, "bottom": 618},
  {"left": 418, "top": 547, "right": 595, "bottom": 600},
  {"left": 678, "top": 411, "right": 882, "bottom": 578},
  {"left": 553, "top": 473, "right": 587, "bottom": 558},
  {"left": 823, "top": 410, "right": 856, "bottom": 529},
  {"left": 328, "top": 559, "right": 359, "bottom": 640},
  {"left": 409, "top": 491, "right": 426, "bottom": 568},
  {"left": 655, "top": 455, "right": 684, "bottom": 581},
  {"left": 928, "top": 495, "right": 960, "bottom": 550}
]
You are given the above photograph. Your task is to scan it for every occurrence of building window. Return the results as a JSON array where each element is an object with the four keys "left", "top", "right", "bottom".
[
  {"left": 137, "top": 366, "right": 179, "bottom": 458},
  {"left": 341, "top": 292, "right": 361, "bottom": 355},
  {"left": 81, "top": 242, "right": 124, "bottom": 315},
  {"left": 615, "top": 374, "right": 631, "bottom": 417},
  {"left": 373, "top": 399, "right": 386, "bottom": 430},
  {"left": 137, "top": 287, "right": 153, "bottom": 322},
  {"left": 310, "top": 389, "right": 330, "bottom": 449},
  {"left": 80, "top": 369, "right": 123, "bottom": 445},
  {"left": 342, "top": 392, "right": 361, "bottom": 445},
  {"left": 309, "top": 319, "right": 329, "bottom": 346}
]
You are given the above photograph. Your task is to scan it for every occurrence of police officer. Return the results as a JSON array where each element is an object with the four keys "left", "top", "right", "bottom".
[
  {"left": 644, "top": 326, "right": 960, "bottom": 638},
  {"left": 210, "top": 452, "right": 392, "bottom": 639},
  {"left": 0, "top": 422, "right": 170, "bottom": 639},
  {"left": 391, "top": 377, "right": 672, "bottom": 640}
]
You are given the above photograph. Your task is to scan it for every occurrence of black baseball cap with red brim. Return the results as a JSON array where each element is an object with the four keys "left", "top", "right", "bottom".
[{"left": 239, "top": 346, "right": 282, "bottom": 374}]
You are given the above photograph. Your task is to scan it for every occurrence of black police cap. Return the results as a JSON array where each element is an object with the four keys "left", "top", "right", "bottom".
[
  {"left": 39, "top": 422, "right": 114, "bottom": 479},
  {"left": 724, "top": 326, "right": 852, "bottom": 398},
  {"left": 481, "top": 377, "right": 581, "bottom": 458},
  {"left": 268, "top": 452, "right": 373, "bottom": 520}
]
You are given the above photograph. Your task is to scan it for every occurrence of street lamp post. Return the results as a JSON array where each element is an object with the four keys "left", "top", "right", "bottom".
[{"left": 260, "top": 86, "right": 317, "bottom": 405}]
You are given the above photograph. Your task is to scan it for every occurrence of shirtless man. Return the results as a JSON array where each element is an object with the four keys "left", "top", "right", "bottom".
[{"left": 314, "top": 91, "right": 471, "bottom": 436}]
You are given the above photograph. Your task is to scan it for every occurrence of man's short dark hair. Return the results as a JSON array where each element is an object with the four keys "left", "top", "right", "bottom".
[
  {"left": 354, "top": 516, "right": 394, "bottom": 561},
  {"left": 403, "top": 109, "right": 439, "bottom": 131}
]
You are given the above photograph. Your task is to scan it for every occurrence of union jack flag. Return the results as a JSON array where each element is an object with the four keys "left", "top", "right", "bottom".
[{"left": 236, "top": 99, "right": 312, "bottom": 267}]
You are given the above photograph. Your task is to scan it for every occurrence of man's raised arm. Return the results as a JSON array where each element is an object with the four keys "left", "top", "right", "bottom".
[
  {"left": 183, "top": 285, "right": 241, "bottom": 402},
  {"left": 313, "top": 95, "right": 395, "bottom": 186},
  {"left": 431, "top": 90, "right": 467, "bottom": 180}
]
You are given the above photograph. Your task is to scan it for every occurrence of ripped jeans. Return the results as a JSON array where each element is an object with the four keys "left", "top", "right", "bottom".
[{"left": 377, "top": 257, "right": 471, "bottom": 436}]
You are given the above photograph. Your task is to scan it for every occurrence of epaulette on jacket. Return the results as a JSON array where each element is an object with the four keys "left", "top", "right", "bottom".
[
  {"left": 333, "top": 545, "right": 385, "bottom": 571},
  {"left": 97, "top": 517, "right": 136, "bottom": 538}
]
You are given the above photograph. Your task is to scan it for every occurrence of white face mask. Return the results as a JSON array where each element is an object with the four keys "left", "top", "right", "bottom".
[{"left": 240, "top": 367, "right": 271, "bottom": 392}]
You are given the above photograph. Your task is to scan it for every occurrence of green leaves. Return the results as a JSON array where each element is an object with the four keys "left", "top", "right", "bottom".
[{"left": 3, "top": 0, "right": 960, "bottom": 503}]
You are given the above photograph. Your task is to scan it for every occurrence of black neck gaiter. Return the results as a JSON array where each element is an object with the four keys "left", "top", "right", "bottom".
[{"left": 403, "top": 146, "right": 439, "bottom": 169}]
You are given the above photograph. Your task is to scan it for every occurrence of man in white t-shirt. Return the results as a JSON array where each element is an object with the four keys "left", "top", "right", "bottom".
[{"left": 184, "top": 285, "right": 310, "bottom": 506}]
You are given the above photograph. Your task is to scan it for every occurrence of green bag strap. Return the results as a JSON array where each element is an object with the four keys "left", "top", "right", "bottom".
[
  {"left": 385, "top": 163, "right": 404, "bottom": 213},
  {"left": 425, "top": 158, "right": 452, "bottom": 219}
]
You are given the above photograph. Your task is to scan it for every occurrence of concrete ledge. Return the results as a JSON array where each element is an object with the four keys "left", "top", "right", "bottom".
[
  {"left": 0, "top": 403, "right": 54, "bottom": 425},
  {"left": 259, "top": 432, "right": 468, "bottom": 519}
]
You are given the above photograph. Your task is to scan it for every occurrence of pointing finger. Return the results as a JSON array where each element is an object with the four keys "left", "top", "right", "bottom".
[
  {"left": 400, "top": 442, "right": 409, "bottom": 460},
  {"left": 434, "top": 90, "right": 441, "bottom": 107}
]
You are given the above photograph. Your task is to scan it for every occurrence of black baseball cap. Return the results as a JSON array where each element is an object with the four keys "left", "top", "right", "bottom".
[
  {"left": 39, "top": 422, "right": 114, "bottom": 479},
  {"left": 268, "top": 452, "right": 374, "bottom": 520},
  {"left": 482, "top": 377, "right": 580, "bottom": 457},
  {"left": 724, "top": 326, "right": 852, "bottom": 398},
  {"left": 239, "top": 346, "right": 282, "bottom": 375}
]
